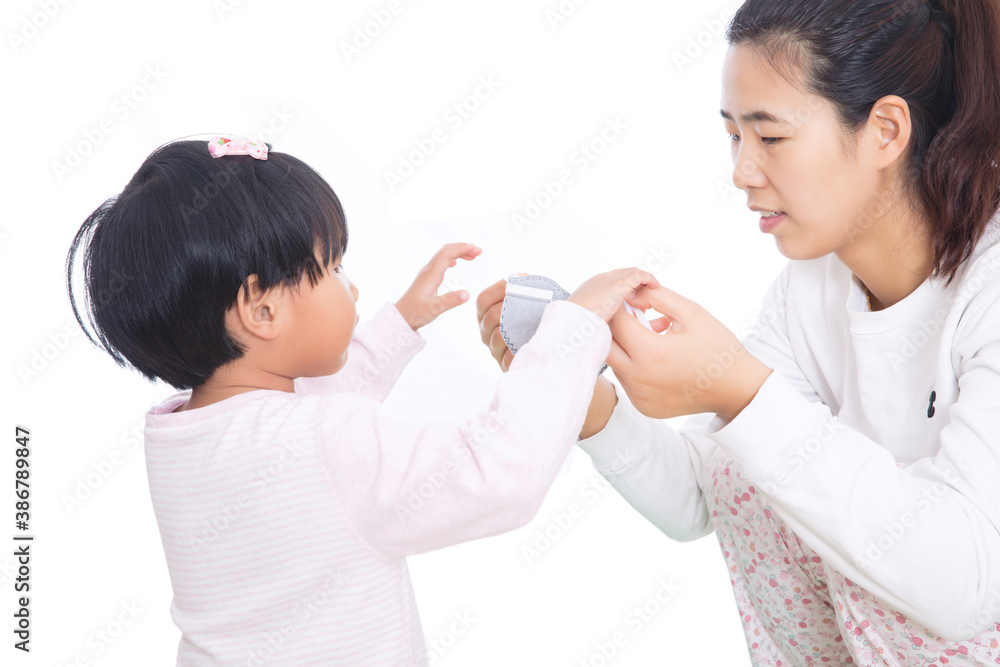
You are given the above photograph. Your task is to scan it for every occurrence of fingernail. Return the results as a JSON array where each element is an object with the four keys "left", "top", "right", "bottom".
[{"left": 460, "top": 290, "right": 469, "bottom": 301}]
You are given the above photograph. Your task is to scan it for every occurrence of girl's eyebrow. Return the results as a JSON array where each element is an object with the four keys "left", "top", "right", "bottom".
[{"left": 720, "top": 109, "right": 783, "bottom": 123}]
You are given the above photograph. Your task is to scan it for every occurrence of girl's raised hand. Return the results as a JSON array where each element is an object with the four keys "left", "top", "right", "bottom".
[
  {"left": 607, "top": 285, "right": 772, "bottom": 421},
  {"left": 395, "top": 243, "right": 482, "bottom": 330}
]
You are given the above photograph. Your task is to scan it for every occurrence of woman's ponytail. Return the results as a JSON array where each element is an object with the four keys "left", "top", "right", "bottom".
[{"left": 921, "top": 0, "right": 1000, "bottom": 280}]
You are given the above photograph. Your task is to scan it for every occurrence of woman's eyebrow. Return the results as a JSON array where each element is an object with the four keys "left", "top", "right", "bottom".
[{"left": 720, "top": 109, "right": 783, "bottom": 123}]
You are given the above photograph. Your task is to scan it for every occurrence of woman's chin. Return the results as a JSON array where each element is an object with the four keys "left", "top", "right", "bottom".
[{"left": 773, "top": 235, "right": 829, "bottom": 262}]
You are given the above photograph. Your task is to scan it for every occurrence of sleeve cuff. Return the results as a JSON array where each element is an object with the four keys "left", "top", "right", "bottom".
[
  {"left": 514, "top": 300, "right": 611, "bottom": 376},
  {"left": 357, "top": 302, "right": 426, "bottom": 367},
  {"left": 577, "top": 389, "right": 655, "bottom": 475},
  {"left": 377, "top": 302, "right": 424, "bottom": 345},
  {"left": 706, "top": 371, "right": 826, "bottom": 478}
]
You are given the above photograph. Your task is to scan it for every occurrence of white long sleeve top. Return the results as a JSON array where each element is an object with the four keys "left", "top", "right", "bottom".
[
  {"left": 579, "top": 224, "right": 1000, "bottom": 641},
  {"left": 144, "top": 300, "right": 609, "bottom": 665}
]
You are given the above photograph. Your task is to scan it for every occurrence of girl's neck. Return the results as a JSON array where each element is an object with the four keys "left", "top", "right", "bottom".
[
  {"left": 836, "top": 197, "right": 934, "bottom": 311},
  {"left": 177, "top": 364, "right": 295, "bottom": 412}
]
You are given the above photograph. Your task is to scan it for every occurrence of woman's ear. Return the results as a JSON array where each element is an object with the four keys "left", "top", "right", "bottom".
[
  {"left": 232, "top": 275, "right": 283, "bottom": 342},
  {"left": 869, "top": 95, "right": 913, "bottom": 171}
]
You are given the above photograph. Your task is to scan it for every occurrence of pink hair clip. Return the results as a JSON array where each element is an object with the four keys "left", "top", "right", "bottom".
[{"left": 207, "top": 135, "right": 268, "bottom": 160}]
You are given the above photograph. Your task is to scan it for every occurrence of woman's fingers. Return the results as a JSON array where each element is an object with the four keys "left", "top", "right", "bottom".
[
  {"left": 476, "top": 279, "right": 506, "bottom": 329},
  {"left": 648, "top": 315, "right": 673, "bottom": 334},
  {"left": 634, "top": 285, "right": 696, "bottom": 322},
  {"left": 607, "top": 335, "right": 632, "bottom": 369},
  {"left": 477, "top": 285, "right": 505, "bottom": 353}
]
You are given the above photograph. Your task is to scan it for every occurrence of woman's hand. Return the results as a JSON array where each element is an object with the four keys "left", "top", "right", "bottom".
[
  {"left": 608, "top": 285, "right": 772, "bottom": 421},
  {"left": 395, "top": 243, "right": 482, "bottom": 330}
]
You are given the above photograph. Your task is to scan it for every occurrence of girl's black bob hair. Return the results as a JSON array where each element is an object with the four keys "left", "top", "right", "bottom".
[{"left": 66, "top": 139, "right": 349, "bottom": 390}]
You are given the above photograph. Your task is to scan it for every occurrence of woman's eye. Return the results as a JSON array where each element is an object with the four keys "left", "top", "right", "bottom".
[
  {"left": 761, "top": 137, "right": 783, "bottom": 145},
  {"left": 333, "top": 265, "right": 343, "bottom": 274},
  {"left": 728, "top": 133, "right": 740, "bottom": 142}
]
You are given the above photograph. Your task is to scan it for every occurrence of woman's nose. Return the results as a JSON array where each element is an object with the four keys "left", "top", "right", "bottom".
[{"left": 732, "top": 143, "right": 767, "bottom": 190}]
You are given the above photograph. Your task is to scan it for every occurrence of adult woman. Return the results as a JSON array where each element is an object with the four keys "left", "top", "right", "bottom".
[{"left": 478, "top": 0, "right": 1000, "bottom": 663}]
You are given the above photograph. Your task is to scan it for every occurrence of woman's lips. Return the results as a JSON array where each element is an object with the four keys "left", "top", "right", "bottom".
[{"left": 758, "top": 211, "right": 786, "bottom": 233}]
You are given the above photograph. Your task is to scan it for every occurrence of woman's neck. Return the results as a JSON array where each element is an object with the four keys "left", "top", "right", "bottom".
[{"left": 837, "top": 198, "right": 934, "bottom": 311}]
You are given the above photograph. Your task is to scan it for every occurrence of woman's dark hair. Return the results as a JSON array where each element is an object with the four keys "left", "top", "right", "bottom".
[
  {"left": 727, "top": 0, "right": 1000, "bottom": 283},
  {"left": 66, "top": 139, "right": 349, "bottom": 390}
]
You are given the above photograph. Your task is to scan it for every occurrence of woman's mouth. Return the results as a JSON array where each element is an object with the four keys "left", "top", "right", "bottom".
[{"left": 758, "top": 211, "right": 786, "bottom": 233}]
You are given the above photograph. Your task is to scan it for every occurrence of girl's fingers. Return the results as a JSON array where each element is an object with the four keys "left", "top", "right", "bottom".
[
  {"left": 430, "top": 243, "right": 481, "bottom": 270},
  {"left": 434, "top": 289, "right": 470, "bottom": 316}
]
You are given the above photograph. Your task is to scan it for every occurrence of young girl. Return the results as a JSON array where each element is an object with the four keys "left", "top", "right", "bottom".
[
  {"left": 478, "top": 0, "right": 1000, "bottom": 664},
  {"left": 66, "top": 137, "right": 657, "bottom": 665}
]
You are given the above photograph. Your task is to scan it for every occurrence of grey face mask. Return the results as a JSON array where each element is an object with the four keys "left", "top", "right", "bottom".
[{"left": 499, "top": 274, "right": 609, "bottom": 374}]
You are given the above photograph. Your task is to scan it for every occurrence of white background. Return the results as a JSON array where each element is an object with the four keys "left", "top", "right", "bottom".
[{"left": 3, "top": 0, "right": 787, "bottom": 664}]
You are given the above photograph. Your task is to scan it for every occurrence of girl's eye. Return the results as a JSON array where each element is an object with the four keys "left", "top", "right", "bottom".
[
  {"left": 761, "top": 137, "right": 783, "bottom": 145},
  {"left": 728, "top": 133, "right": 740, "bottom": 143},
  {"left": 333, "top": 265, "right": 343, "bottom": 274}
]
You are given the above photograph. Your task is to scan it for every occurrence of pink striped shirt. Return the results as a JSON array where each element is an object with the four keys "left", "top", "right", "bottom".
[{"left": 144, "top": 300, "right": 609, "bottom": 665}]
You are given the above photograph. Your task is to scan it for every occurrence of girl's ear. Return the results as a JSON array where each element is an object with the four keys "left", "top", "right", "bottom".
[
  {"left": 233, "top": 275, "right": 283, "bottom": 341},
  {"left": 869, "top": 95, "right": 913, "bottom": 171}
]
